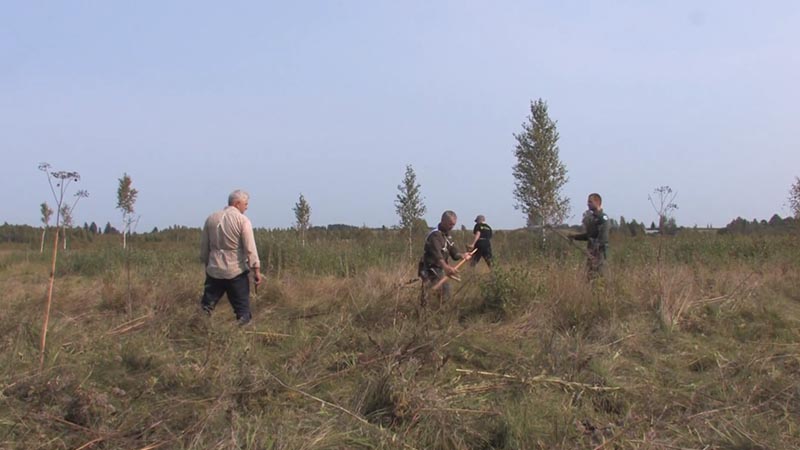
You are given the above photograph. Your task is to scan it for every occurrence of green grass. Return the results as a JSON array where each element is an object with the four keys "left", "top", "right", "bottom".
[{"left": 0, "top": 230, "right": 798, "bottom": 449}]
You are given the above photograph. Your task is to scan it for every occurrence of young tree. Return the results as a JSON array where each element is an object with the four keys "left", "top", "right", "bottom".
[
  {"left": 39, "top": 202, "right": 53, "bottom": 253},
  {"left": 512, "top": 99, "right": 570, "bottom": 232},
  {"left": 60, "top": 204, "right": 72, "bottom": 250},
  {"left": 37, "top": 163, "right": 86, "bottom": 371},
  {"left": 789, "top": 176, "right": 800, "bottom": 219},
  {"left": 60, "top": 190, "right": 89, "bottom": 250},
  {"left": 293, "top": 193, "right": 311, "bottom": 247},
  {"left": 395, "top": 164, "right": 427, "bottom": 258},
  {"left": 117, "top": 173, "right": 139, "bottom": 249}
]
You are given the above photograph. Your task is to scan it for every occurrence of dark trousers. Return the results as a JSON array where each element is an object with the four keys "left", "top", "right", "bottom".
[
  {"left": 471, "top": 240, "right": 493, "bottom": 267},
  {"left": 419, "top": 266, "right": 450, "bottom": 307},
  {"left": 200, "top": 271, "right": 251, "bottom": 321},
  {"left": 586, "top": 247, "right": 607, "bottom": 280}
]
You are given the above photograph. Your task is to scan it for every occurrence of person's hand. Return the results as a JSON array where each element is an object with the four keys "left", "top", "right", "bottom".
[
  {"left": 462, "top": 251, "right": 473, "bottom": 260},
  {"left": 253, "top": 270, "right": 264, "bottom": 286},
  {"left": 444, "top": 264, "right": 459, "bottom": 277},
  {"left": 466, "top": 244, "right": 474, "bottom": 252}
]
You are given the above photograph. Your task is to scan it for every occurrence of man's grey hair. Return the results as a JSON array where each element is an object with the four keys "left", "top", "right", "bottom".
[
  {"left": 228, "top": 190, "right": 250, "bottom": 206},
  {"left": 441, "top": 210, "right": 457, "bottom": 222}
]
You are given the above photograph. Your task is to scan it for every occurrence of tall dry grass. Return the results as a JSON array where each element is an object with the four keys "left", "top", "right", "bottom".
[{"left": 0, "top": 230, "right": 798, "bottom": 449}]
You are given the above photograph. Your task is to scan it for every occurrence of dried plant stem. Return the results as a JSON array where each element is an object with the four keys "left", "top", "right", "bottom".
[
  {"left": 39, "top": 227, "right": 60, "bottom": 371},
  {"left": 456, "top": 368, "right": 621, "bottom": 392},
  {"left": 243, "top": 330, "right": 292, "bottom": 338},
  {"left": 106, "top": 314, "right": 152, "bottom": 335}
]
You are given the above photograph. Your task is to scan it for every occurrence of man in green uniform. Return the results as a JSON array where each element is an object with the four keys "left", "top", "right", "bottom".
[
  {"left": 571, "top": 193, "right": 609, "bottom": 279},
  {"left": 468, "top": 214, "right": 493, "bottom": 268},
  {"left": 418, "top": 210, "right": 471, "bottom": 305}
]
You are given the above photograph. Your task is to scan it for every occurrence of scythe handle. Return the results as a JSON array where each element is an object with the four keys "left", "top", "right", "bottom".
[{"left": 432, "top": 249, "right": 477, "bottom": 291}]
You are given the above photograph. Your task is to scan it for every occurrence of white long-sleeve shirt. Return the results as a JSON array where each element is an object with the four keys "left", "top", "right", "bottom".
[{"left": 200, "top": 206, "right": 260, "bottom": 279}]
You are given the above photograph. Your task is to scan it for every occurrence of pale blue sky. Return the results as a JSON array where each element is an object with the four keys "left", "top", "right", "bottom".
[{"left": 2, "top": 1, "right": 798, "bottom": 230}]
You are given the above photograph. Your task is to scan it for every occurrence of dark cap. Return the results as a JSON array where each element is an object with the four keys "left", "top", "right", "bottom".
[{"left": 475, "top": 215, "right": 485, "bottom": 223}]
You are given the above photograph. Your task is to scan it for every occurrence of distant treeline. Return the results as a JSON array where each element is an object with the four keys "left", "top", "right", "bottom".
[
  {"left": 0, "top": 223, "right": 199, "bottom": 245},
  {"left": 1, "top": 213, "right": 797, "bottom": 245},
  {"left": 719, "top": 214, "right": 798, "bottom": 235}
]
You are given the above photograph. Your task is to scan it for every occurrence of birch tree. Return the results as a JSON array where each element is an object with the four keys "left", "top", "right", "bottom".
[
  {"left": 116, "top": 173, "right": 139, "bottom": 249},
  {"left": 39, "top": 202, "right": 53, "bottom": 253},
  {"left": 789, "top": 177, "right": 800, "bottom": 219},
  {"left": 60, "top": 204, "right": 72, "bottom": 250},
  {"left": 512, "top": 99, "right": 570, "bottom": 233},
  {"left": 293, "top": 193, "right": 311, "bottom": 247},
  {"left": 395, "top": 164, "right": 427, "bottom": 258}
]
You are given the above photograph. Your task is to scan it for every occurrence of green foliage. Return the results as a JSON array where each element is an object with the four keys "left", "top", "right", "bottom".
[
  {"left": 723, "top": 215, "right": 799, "bottom": 234},
  {"left": 395, "top": 164, "right": 426, "bottom": 231},
  {"left": 117, "top": 173, "right": 138, "bottom": 249},
  {"left": 293, "top": 193, "right": 311, "bottom": 231},
  {"left": 512, "top": 98, "right": 570, "bottom": 227},
  {"left": 59, "top": 204, "right": 73, "bottom": 228},
  {"left": 395, "top": 164, "right": 427, "bottom": 260},
  {"left": 293, "top": 193, "right": 312, "bottom": 247},
  {"left": 478, "top": 267, "right": 534, "bottom": 319},
  {"left": 789, "top": 176, "right": 800, "bottom": 219},
  {"left": 39, "top": 202, "right": 53, "bottom": 226},
  {"left": 116, "top": 173, "right": 138, "bottom": 216}
]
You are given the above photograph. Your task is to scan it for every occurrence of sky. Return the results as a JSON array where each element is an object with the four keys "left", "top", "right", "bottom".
[{"left": 2, "top": 1, "right": 798, "bottom": 231}]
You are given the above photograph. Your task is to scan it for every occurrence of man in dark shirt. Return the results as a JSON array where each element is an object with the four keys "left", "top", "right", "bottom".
[
  {"left": 419, "top": 210, "right": 471, "bottom": 305},
  {"left": 571, "top": 193, "right": 610, "bottom": 279},
  {"left": 469, "top": 215, "right": 493, "bottom": 268}
]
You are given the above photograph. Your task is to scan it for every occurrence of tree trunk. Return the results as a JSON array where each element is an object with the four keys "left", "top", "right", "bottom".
[
  {"left": 40, "top": 228, "right": 46, "bottom": 253},
  {"left": 123, "top": 229, "right": 127, "bottom": 249},
  {"left": 407, "top": 227, "right": 413, "bottom": 260},
  {"left": 40, "top": 227, "right": 60, "bottom": 371},
  {"left": 540, "top": 217, "right": 546, "bottom": 246},
  {"left": 62, "top": 226, "right": 67, "bottom": 250}
]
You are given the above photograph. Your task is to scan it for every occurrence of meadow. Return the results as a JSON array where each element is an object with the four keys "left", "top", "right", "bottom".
[{"left": 1, "top": 227, "right": 798, "bottom": 449}]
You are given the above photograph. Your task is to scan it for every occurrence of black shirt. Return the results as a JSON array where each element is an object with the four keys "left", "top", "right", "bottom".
[{"left": 473, "top": 223, "right": 492, "bottom": 240}]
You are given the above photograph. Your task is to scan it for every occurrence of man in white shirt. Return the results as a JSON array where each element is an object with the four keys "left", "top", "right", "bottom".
[{"left": 200, "top": 190, "right": 263, "bottom": 325}]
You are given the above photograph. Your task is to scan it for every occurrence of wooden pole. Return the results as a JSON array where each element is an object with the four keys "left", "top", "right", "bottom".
[{"left": 432, "top": 249, "right": 477, "bottom": 291}]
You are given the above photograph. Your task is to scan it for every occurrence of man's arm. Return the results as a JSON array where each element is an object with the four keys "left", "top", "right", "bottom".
[
  {"left": 199, "top": 220, "right": 210, "bottom": 264},
  {"left": 469, "top": 231, "right": 480, "bottom": 248},
  {"left": 448, "top": 239, "right": 473, "bottom": 265},
  {"left": 437, "top": 258, "right": 457, "bottom": 276},
  {"left": 572, "top": 231, "right": 588, "bottom": 241},
  {"left": 241, "top": 219, "right": 263, "bottom": 285},
  {"left": 443, "top": 249, "right": 474, "bottom": 276},
  {"left": 596, "top": 214, "right": 610, "bottom": 248}
]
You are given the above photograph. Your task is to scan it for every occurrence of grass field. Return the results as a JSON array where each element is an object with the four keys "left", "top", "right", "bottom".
[{"left": 1, "top": 228, "right": 799, "bottom": 449}]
